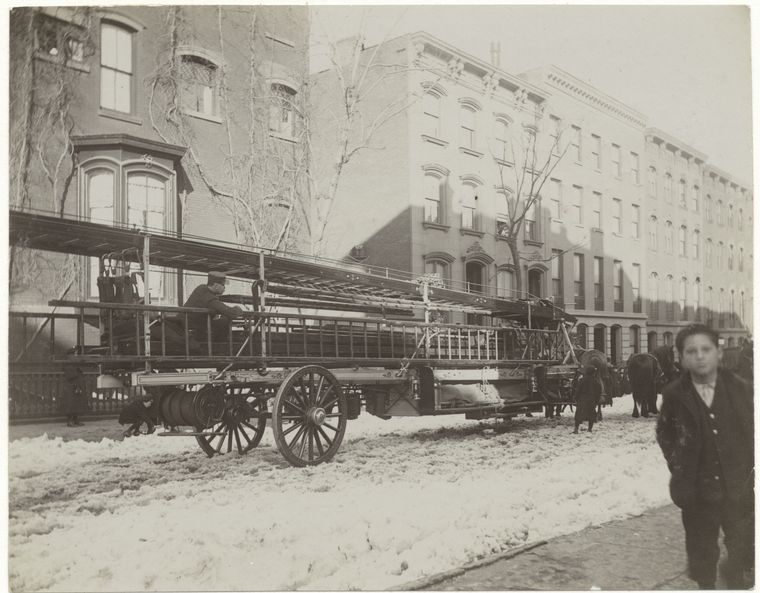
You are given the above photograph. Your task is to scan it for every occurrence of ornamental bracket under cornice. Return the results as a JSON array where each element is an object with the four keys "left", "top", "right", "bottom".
[
  {"left": 447, "top": 57, "right": 464, "bottom": 79},
  {"left": 482, "top": 72, "right": 498, "bottom": 95}
]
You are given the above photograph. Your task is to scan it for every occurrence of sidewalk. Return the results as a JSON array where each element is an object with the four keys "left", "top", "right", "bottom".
[
  {"left": 9, "top": 416, "right": 127, "bottom": 443},
  {"left": 408, "top": 504, "right": 722, "bottom": 590}
]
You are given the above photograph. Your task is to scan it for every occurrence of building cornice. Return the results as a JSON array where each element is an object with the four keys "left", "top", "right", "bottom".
[
  {"left": 704, "top": 164, "right": 750, "bottom": 192},
  {"left": 71, "top": 134, "right": 187, "bottom": 160},
  {"left": 645, "top": 127, "right": 707, "bottom": 163},
  {"left": 528, "top": 65, "right": 647, "bottom": 129}
]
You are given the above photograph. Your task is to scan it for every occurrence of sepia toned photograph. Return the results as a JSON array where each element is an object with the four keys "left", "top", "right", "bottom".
[{"left": 7, "top": 4, "right": 754, "bottom": 591}]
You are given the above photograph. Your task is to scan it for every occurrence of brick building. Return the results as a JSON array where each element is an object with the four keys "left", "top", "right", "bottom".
[
  {"left": 311, "top": 31, "right": 753, "bottom": 361},
  {"left": 9, "top": 6, "right": 309, "bottom": 310}
]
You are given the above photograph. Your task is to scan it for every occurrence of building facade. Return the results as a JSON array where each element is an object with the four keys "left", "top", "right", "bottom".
[
  {"left": 9, "top": 6, "right": 309, "bottom": 311},
  {"left": 311, "top": 31, "right": 753, "bottom": 361}
]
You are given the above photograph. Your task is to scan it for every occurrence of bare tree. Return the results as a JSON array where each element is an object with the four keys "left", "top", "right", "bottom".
[{"left": 492, "top": 113, "right": 570, "bottom": 295}]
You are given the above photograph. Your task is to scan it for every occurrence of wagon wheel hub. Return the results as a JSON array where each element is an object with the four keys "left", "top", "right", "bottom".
[{"left": 308, "top": 407, "right": 326, "bottom": 426}]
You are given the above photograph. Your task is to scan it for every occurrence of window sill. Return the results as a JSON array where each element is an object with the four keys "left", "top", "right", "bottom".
[
  {"left": 98, "top": 108, "right": 143, "bottom": 126},
  {"left": 495, "top": 234, "right": 510, "bottom": 242},
  {"left": 591, "top": 227, "right": 603, "bottom": 234},
  {"left": 269, "top": 132, "right": 298, "bottom": 143},
  {"left": 524, "top": 239, "right": 543, "bottom": 247},
  {"left": 574, "top": 160, "right": 583, "bottom": 166},
  {"left": 458, "top": 147, "right": 484, "bottom": 158},
  {"left": 421, "top": 134, "right": 449, "bottom": 147},
  {"left": 34, "top": 51, "right": 90, "bottom": 73},
  {"left": 460, "top": 228, "right": 485, "bottom": 238},
  {"left": 184, "top": 109, "right": 223, "bottom": 124},
  {"left": 494, "top": 157, "right": 513, "bottom": 167},
  {"left": 612, "top": 232, "right": 623, "bottom": 238},
  {"left": 422, "top": 221, "right": 450, "bottom": 232}
]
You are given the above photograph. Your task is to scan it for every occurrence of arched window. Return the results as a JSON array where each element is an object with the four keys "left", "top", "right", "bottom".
[
  {"left": 717, "top": 200, "right": 724, "bottom": 225},
  {"left": 739, "top": 247, "right": 744, "bottom": 271},
  {"left": 706, "top": 239, "right": 713, "bottom": 268},
  {"left": 730, "top": 289, "right": 736, "bottom": 327},
  {"left": 678, "top": 225, "right": 687, "bottom": 257},
  {"left": 692, "top": 185, "right": 700, "bottom": 211},
  {"left": 459, "top": 100, "right": 480, "bottom": 150},
  {"left": 717, "top": 241, "right": 724, "bottom": 268},
  {"left": 493, "top": 117, "right": 510, "bottom": 161},
  {"left": 422, "top": 88, "right": 442, "bottom": 138},
  {"left": 424, "top": 257, "right": 451, "bottom": 288},
  {"left": 648, "top": 272, "right": 659, "bottom": 316},
  {"left": 678, "top": 179, "right": 686, "bottom": 207},
  {"left": 740, "top": 291, "right": 745, "bottom": 323},
  {"left": 423, "top": 170, "right": 446, "bottom": 225},
  {"left": 665, "top": 221, "right": 673, "bottom": 253},
  {"left": 649, "top": 216, "right": 658, "bottom": 249},
  {"left": 648, "top": 166, "right": 657, "bottom": 198},
  {"left": 739, "top": 209, "right": 744, "bottom": 230},
  {"left": 679, "top": 277, "right": 688, "bottom": 320},
  {"left": 705, "top": 194, "right": 713, "bottom": 222},
  {"left": 728, "top": 244, "right": 734, "bottom": 270},
  {"left": 496, "top": 265, "right": 516, "bottom": 298},
  {"left": 100, "top": 21, "right": 135, "bottom": 113},
  {"left": 179, "top": 53, "right": 220, "bottom": 117},
  {"left": 692, "top": 230, "right": 700, "bottom": 258},
  {"left": 728, "top": 204, "right": 734, "bottom": 227},
  {"left": 664, "top": 174, "right": 673, "bottom": 202},
  {"left": 718, "top": 288, "right": 726, "bottom": 327},
  {"left": 269, "top": 83, "right": 298, "bottom": 138},
  {"left": 630, "top": 325, "right": 641, "bottom": 354},
  {"left": 459, "top": 180, "right": 480, "bottom": 231},
  {"left": 693, "top": 278, "right": 701, "bottom": 320},
  {"left": 576, "top": 323, "right": 588, "bottom": 349}
]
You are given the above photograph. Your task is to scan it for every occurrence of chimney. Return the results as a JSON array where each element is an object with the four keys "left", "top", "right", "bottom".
[{"left": 490, "top": 41, "right": 501, "bottom": 68}]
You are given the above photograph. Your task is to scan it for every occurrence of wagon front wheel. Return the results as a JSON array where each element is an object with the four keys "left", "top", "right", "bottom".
[
  {"left": 272, "top": 366, "right": 347, "bottom": 467},
  {"left": 196, "top": 389, "right": 267, "bottom": 457}
]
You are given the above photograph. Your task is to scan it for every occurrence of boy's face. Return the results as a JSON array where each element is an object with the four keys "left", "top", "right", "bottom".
[{"left": 680, "top": 333, "right": 720, "bottom": 379}]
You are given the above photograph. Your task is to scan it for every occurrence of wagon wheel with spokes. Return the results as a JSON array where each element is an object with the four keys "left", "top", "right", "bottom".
[
  {"left": 272, "top": 366, "right": 347, "bottom": 467},
  {"left": 196, "top": 385, "right": 268, "bottom": 457}
]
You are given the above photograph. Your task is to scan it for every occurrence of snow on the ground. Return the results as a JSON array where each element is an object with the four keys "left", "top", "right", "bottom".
[{"left": 9, "top": 394, "right": 671, "bottom": 592}]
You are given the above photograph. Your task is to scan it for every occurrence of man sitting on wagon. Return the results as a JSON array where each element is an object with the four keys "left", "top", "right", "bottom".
[{"left": 184, "top": 272, "right": 244, "bottom": 345}]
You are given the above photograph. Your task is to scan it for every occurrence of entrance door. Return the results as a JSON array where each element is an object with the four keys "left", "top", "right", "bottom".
[
  {"left": 465, "top": 262, "right": 485, "bottom": 324},
  {"left": 593, "top": 325, "right": 606, "bottom": 353},
  {"left": 528, "top": 269, "right": 543, "bottom": 299},
  {"left": 647, "top": 331, "right": 657, "bottom": 352}
]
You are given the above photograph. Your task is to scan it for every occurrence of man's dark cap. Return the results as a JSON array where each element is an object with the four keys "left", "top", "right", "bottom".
[{"left": 208, "top": 271, "right": 227, "bottom": 285}]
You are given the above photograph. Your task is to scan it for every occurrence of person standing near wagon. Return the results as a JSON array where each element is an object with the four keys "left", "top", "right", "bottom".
[
  {"left": 60, "top": 365, "right": 88, "bottom": 427},
  {"left": 656, "top": 324, "right": 754, "bottom": 589},
  {"left": 573, "top": 365, "right": 601, "bottom": 433}
]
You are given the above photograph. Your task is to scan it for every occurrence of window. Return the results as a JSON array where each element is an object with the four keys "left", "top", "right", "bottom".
[
  {"left": 593, "top": 256, "right": 604, "bottom": 311},
  {"left": 592, "top": 191, "right": 602, "bottom": 228},
  {"left": 692, "top": 185, "right": 700, "bottom": 211},
  {"left": 678, "top": 179, "right": 686, "bottom": 207},
  {"left": 739, "top": 247, "right": 744, "bottom": 271},
  {"left": 613, "top": 260, "right": 623, "bottom": 311},
  {"left": 591, "top": 134, "right": 601, "bottom": 170},
  {"left": 496, "top": 213, "right": 510, "bottom": 239},
  {"left": 571, "top": 185, "right": 583, "bottom": 224},
  {"left": 728, "top": 244, "right": 734, "bottom": 270},
  {"left": 573, "top": 253, "right": 585, "bottom": 309},
  {"left": 549, "top": 115, "right": 561, "bottom": 146},
  {"left": 632, "top": 263, "right": 641, "bottom": 312},
  {"left": 648, "top": 272, "right": 659, "bottom": 317},
  {"left": 706, "top": 286, "right": 714, "bottom": 323},
  {"left": 717, "top": 241, "right": 724, "bottom": 268},
  {"left": 631, "top": 204, "right": 640, "bottom": 238},
  {"left": 269, "top": 83, "right": 298, "bottom": 138},
  {"left": 180, "top": 55, "right": 219, "bottom": 118},
  {"left": 524, "top": 199, "right": 537, "bottom": 240},
  {"left": 717, "top": 200, "right": 723, "bottom": 225},
  {"left": 693, "top": 278, "right": 701, "bottom": 320},
  {"left": 665, "top": 275, "right": 674, "bottom": 321},
  {"left": 692, "top": 230, "right": 700, "bottom": 258},
  {"left": 730, "top": 290, "right": 736, "bottom": 327},
  {"left": 648, "top": 166, "right": 657, "bottom": 197},
  {"left": 706, "top": 239, "right": 713, "bottom": 268},
  {"left": 551, "top": 250, "right": 564, "bottom": 307},
  {"left": 678, "top": 225, "right": 687, "bottom": 257},
  {"left": 630, "top": 152, "right": 639, "bottom": 184},
  {"left": 719, "top": 288, "right": 726, "bottom": 327},
  {"left": 649, "top": 216, "right": 658, "bottom": 249},
  {"left": 738, "top": 209, "right": 744, "bottom": 230},
  {"left": 423, "top": 91, "right": 441, "bottom": 138},
  {"left": 706, "top": 195, "right": 713, "bottom": 222},
  {"left": 571, "top": 125, "right": 582, "bottom": 162},
  {"left": 100, "top": 22, "right": 134, "bottom": 113},
  {"left": 548, "top": 178, "right": 562, "bottom": 221},
  {"left": 664, "top": 174, "right": 673, "bottom": 202},
  {"left": 496, "top": 267, "right": 515, "bottom": 298},
  {"left": 740, "top": 291, "right": 745, "bottom": 323},
  {"left": 459, "top": 104, "right": 477, "bottom": 150},
  {"left": 424, "top": 259, "right": 450, "bottom": 288},
  {"left": 665, "top": 221, "right": 673, "bottom": 253},
  {"left": 612, "top": 198, "right": 622, "bottom": 234},
  {"left": 612, "top": 143, "right": 621, "bottom": 177},
  {"left": 679, "top": 277, "right": 688, "bottom": 320},
  {"left": 493, "top": 118, "right": 509, "bottom": 160},
  {"left": 728, "top": 204, "right": 734, "bottom": 227},
  {"left": 576, "top": 324, "right": 588, "bottom": 349},
  {"left": 35, "top": 13, "right": 85, "bottom": 63},
  {"left": 630, "top": 325, "right": 641, "bottom": 354},
  {"left": 424, "top": 173, "right": 444, "bottom": 224},
  {"left": 460, "top": 183, "right": 479, "bottom": 230}
]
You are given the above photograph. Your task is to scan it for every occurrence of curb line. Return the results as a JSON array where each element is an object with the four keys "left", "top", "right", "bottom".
[{"left": 391, "top": 540, "right": 548, "bottom": 591}]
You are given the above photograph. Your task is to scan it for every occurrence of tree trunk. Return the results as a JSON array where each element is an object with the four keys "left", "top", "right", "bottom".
[{"left": 507, "top": 237, "right": 523, "bottom": 296}]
